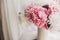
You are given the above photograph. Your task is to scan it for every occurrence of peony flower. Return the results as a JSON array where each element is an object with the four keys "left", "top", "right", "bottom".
[{"left": 25, "top": 4, "right": 58, "bottom": 29}]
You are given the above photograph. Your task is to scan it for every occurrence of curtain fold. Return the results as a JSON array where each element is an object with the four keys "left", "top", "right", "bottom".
[{"left": 1, "top": 0, "right": 20, "bottom": 40}]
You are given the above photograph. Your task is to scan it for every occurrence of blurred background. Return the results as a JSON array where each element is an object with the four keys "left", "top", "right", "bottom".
[{"left": 0, "top": 0, "right": 4, "bottom": 40}]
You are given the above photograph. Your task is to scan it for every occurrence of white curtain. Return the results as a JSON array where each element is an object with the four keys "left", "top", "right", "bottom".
[
  {"left": 1, "top": 0, "right": 38, "bottom": 40},
  {"left": 1, "top": 0, "right": 21, "bottom": 40}
]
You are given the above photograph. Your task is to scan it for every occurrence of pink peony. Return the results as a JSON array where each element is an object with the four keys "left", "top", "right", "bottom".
[{"left": 25, "top": 4, "right": 58, "bottom": 29}]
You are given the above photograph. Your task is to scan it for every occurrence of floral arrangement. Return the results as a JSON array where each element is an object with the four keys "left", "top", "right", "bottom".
[{"left": 25, "top": 4, "right": 59, "bottom": 29}]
